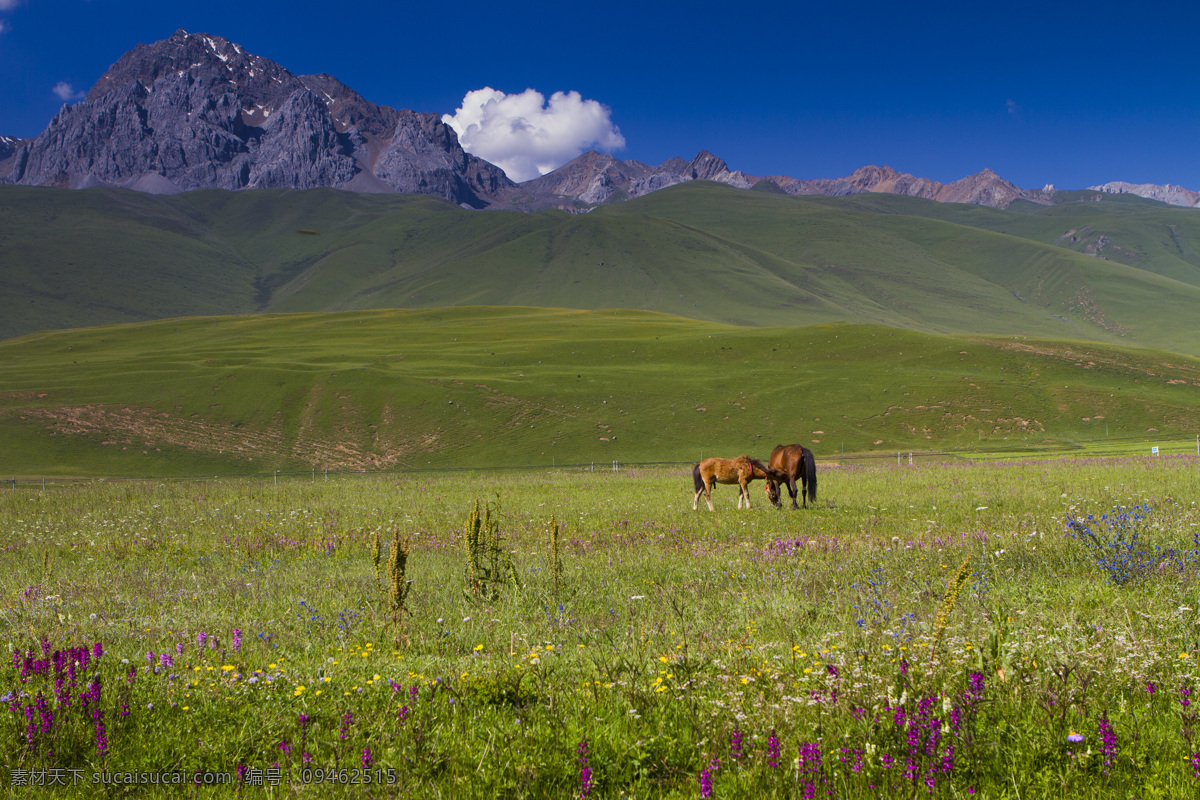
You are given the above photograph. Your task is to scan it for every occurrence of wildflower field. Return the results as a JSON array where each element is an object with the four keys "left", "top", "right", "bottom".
[{"left": 3, "top": 455, "right": 1200, "bottom": 797}]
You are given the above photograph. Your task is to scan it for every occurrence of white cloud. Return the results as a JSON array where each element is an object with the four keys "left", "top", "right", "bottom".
[
  {"left": 0, "top": 0, "right": 19, "bottom": 11},
  {"left": 442, "top": 87, "right": 625, "bottom": 182},
  {"left": 0, "top": 20, "right": 8, "bottom": 34},
  {"left": 53, "top": 81, "right": 85, "bottom": 101}
]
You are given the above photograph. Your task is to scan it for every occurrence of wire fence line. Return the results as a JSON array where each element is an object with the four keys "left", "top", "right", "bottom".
[{"left": 3, "top": 435, "right": 1198, "bottom": 489}]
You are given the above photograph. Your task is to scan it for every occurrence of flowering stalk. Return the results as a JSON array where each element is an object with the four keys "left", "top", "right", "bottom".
[
  {"left": 766, "top": 729, "right": 781, "bottom": 768},
  {"left": 699, "top": 756, "right": 718, "bottom": 798},
  {"left": 578, "top": 738, "right": 593, "bottom": 798}
]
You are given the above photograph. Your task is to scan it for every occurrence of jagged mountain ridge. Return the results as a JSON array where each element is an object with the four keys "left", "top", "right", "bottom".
[
  {"left": 3, "top": 30, "right": 1200, "bottom": 211},
  {"left": 1088, "top": 181, "right": 1200, "bottom": 208},
  {"left": 0, "top": 30, "right": 513, "bottom": 207}
]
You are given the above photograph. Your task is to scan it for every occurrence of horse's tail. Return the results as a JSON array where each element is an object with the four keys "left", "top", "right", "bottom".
[
  {"left": 802, "top": 447, "right": 817, "bottom": 503},
  {"left": 692, "top": 463, "right": 704, "bottom": 492}
]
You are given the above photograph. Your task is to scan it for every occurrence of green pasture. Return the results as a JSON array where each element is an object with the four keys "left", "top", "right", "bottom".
[
  {"left": 1, "top": 309, "right": 1198, "bottom": 478},
  {"left": 3, "top": 455, "right": 1200, "bottom": 796}
]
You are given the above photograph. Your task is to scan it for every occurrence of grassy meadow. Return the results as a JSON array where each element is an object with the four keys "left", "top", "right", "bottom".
[{"left": 4, "top": 455, "right": 1200, "bottom": 797}]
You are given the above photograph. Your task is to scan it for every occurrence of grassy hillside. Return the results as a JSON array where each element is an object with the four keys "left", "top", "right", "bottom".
[
  {"left": 6, "top": 183, "right": 1200, "bottom": 354},
  {"left": 1, "top": 308, "right": 1197, "bottom": 477}
]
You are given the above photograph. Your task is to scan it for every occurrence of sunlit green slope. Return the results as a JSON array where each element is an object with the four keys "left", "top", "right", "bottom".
[{"left": 1, "top": 308, "right": 1197, "bottom": 477}]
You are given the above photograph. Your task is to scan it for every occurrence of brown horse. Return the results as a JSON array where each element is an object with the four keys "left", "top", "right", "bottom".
[
  {"left": 764, "top": 444, "right": 818, "bottom": 509},
  {"left": 692, "top": 455, "right": 786, "bottom": 511}
]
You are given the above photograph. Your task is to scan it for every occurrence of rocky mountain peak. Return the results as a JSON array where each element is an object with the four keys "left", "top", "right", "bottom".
[
  {"left": 3, "top": 30, "right": 513, "bottom": 205},
  {"left": 10, "top": 31, "right": 1189, "bottom": 212},
  {"left": 1089, "top": 181, "right": 1200, "bottom": 208}
]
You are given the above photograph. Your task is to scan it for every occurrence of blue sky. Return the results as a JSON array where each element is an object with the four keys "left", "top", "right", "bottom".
[{"left": 2, "top": 0, "right": 1199, "bottom": 189}]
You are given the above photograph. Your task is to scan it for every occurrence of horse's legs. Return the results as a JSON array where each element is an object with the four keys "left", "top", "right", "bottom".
[
  {"left": 789, "top": 475, "right": 800, "bottom": 509},
  {"left": 739, "top": 479, "right": 751, "bottom": 509}
]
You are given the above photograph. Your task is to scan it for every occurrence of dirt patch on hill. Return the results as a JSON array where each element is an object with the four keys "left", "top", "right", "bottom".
[
  {"left": 995, "top": 341, "right": 1198, "bottom": 380},
  {"left": 18, "top": 404, "right": 285, "bottom": 458},
  {"left": 13, "top": 403, "right": 434, "bottom": 470}
]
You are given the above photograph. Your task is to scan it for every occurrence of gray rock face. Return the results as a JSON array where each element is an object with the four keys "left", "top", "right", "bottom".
[
  {"left": 3, "top": 30, "right": 514, "bottom": 205},
  {"left": 373, "top": 110, "right": 512, "bottom": 208},
  {"left": 0, "top": 136, "right": 20, "bottom": 162},
  {"left": 247, "top": 89, "right": 358, "bottom": 189},
  {"left": 1090, "top": 181, "right": 1200, "bottom": 208},
  {"left": 522, "top": 149, "right": 754, "bottom": 207}
]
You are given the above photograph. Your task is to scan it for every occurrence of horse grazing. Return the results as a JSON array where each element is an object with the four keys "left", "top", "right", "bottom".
[
  {"left": 764, "top": 444, "right": 818, "bottom": 509},
  {"left": 692, "top": 455, "right": 785, "bottom": 511}
]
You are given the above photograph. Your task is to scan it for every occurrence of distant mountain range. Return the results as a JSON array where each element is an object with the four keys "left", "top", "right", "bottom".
[{"left": 2, "top": 30, "right": 1198, "bottom": 211}]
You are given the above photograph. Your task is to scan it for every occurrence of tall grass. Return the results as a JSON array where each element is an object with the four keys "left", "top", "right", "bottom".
[{"left": 2, "top": 455, "right": 1200, "bottom": 795}]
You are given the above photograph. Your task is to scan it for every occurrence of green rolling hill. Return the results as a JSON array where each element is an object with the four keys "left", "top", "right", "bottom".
[
  {"left": 5, "top": 182, "right": 1200, "bottom": 354},
  {"left": 4, "top": 182, "right": 1200, "bottom": 477},
  {"left": 1, "top": 308, "right": 1197, "bottom": 477}
]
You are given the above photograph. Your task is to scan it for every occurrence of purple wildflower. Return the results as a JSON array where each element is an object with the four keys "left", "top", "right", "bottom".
[
  {"left": 23, "top": 704, "right": 36, "bottom": 749},
  {"left": 798, "top": 742, "right": 824, "bottom": 798},
  {"left": 232, "top": 628, "right": 242, "bottom": 652},
  {"left": 397, "top": 706, "right": 410, "bottom": 725},
  {"left": 197, "top": 631, "right": 207, "bottom": 649},
  {"left": 362, "top": 747, "right": 373, "bottom": 768},
  {"left": 35, "top": 692, "right": 52, "bottom": 735},
  {"left": 578, "top": 739, "right": 593, "bottom": 798},
  {"left": 839, "top": 747, "right": 865, "bottom": 774},
  {"left": 699, "top": 756, "right": 719, "bottom": 798},
  {"left": 340, "top": 711, "right": 354, "bottom": 740},
  {"left": 1183, "top": 686, "right": 1193, "bottom": 708},
  {"left": 965, "top": 672, "right": 985, "bottom": 708},
  {"left": 93, "top": 642, "right": 103, "bottom": 660},
  {"left": 730, "top": 727, "right": 744, "bottom": 760},
  {"left": 767, "top": 729, "right": 782, "bottom": 768},
  {"left": 159, "top": 653, "right": 174, "bottom": 669},
  {"left": 1098, "top": 716, "right": 1118, "bottom": 773},
  {"left": 94, "top": 708, "right": 107, "bottom": 753}
]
